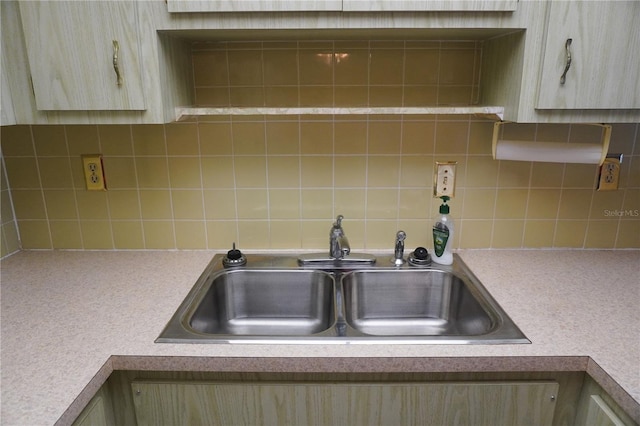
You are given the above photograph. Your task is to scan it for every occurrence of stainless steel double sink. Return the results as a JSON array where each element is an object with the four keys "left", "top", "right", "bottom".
[{"left": 156, "top": 254, "right": 529, "bottom": 344}]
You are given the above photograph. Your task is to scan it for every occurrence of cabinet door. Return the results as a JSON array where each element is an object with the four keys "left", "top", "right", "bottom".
[
  {"left": 583, "top": 395, "right": 626, "bottom": 426},
  {"left": 19, "top": 1, "right": 146, "bottom": 111},
  {"left": 167, "top": 0, "right": 342, "bottom": 12},
  {"left": 536, "top": 1, "right": 640, "bottom": 110},
  {"left": 1, "top": 51, "right": 16, "bottom": 125},
  {"left": 72, "top": 395, "right": 109, "bottom": 426},
  {"left": 1, "top": 1, "right": 16, "bottom": 125},
  {"left": 342, "top": 0, "right": 517, "bottom": 11},
  {"left": 132, "top": 380, "right": 559, "bottom": 426}
]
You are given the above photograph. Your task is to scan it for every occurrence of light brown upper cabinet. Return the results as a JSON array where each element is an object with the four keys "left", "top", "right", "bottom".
[
  {"left": 536, "top": 1, "right": 640, "bottom": 110},
  {"left": 166, "top": 0, "right": 517, "bottom": 13},
  {"left": 167, "top": 0, "right": 342, "bottom": 12},
  {"left": 342, "top": 0, "right": 518, "bottom": 12},
  {"left": 19, "top": 1, "right": 146, "bottom": 111}
]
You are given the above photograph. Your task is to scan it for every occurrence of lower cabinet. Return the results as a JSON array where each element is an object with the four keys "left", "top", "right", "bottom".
[
  {"left": 72, "top": 386, "right": 114, "bottom": 426},
  {"left": 73, "top": 370, "right": 638, "bottom": 426},
  {"left": 574, "top": 376, "right": 636, "bottom": 426},
  {"left": 130, "top": 380, "right": 559, "bottom": 426},
  {"left": 582, "top": 396, "right": 626, "bottom": 426}
]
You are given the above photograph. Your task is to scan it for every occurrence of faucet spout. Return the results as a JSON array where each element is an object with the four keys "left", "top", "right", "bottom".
[
  {"left": 330, "top": 215, "right": 351, "bottom": 259},
  {"left": 298, "top": 215, "right": 375, "bottom": 265},
  {"left": 392, "top": 230, "right": 406, "bottom": 265}
]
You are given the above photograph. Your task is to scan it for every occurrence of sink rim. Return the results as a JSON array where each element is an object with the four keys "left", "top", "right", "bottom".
[{"left": 155, "top": 254, "right": 530, "bottom": 345}]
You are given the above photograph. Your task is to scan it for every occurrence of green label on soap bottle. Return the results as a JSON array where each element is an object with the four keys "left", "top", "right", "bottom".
[{"left": 433, "top": 226, "right": 449, "bottom": 257}]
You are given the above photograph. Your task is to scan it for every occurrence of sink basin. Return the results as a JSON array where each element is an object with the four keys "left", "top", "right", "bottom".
[
  {"left": 342, "top": 270, "right": 495, "bottom": 336},
  {"left": 187, "top": 269, "right": 335, "bottom": 336},
  {"left": 156, "top": 254, "right": 528, "bottom": 344}
]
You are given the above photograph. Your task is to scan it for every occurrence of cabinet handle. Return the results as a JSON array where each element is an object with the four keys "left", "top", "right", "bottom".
[
  {"left": 112, "top": 40, "right": 123, "bottom": 87},
  {"left": 560, "top": 38, "right": 572, "bottom": 85}
]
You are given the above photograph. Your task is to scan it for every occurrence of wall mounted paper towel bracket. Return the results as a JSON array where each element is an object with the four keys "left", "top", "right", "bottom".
[{"left": 492, "top": 122, "right": 611, "bottom": 165}]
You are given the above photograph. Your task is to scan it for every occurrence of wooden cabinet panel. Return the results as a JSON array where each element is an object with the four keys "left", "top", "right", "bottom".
[
  {"left": 72, "top": 394, "right": 110, "bottom": 426},
  {"left": 583, "top": 395, "right": 626, "bottom": 426},
  {"left": 536, "top": 1, "right": 640, "bottom": 110},
  {"left": 343, "top": 0, "right": 518, "bottom": 11},
  {"left": 1, "top": 55, "right": 16, "bottom": 125},
  {"left": 132, "top": 380, "right": 559, "bottom": 426},
  {"left": 19, "top": 1, "right": 146, "bottom": 111},
  {"left": 573, "top": 376, "right": 637, "bottom": 426},
  {"left": 167, "top": 0, "right": 342, "bottom": 12},
  {"left": 167, "top": 0, "right": 516, "bottom": 12}
]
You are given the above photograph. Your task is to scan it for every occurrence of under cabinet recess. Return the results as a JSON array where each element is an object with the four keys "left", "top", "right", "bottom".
[{"left": 168, "top": 33, "right": 517, "bottom": 121}]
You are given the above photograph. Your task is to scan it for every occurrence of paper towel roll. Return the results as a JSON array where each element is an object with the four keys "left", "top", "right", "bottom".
[
  {"left": 494, "top": 140, "right": 605, "bottom": 164},
  {"left": 491, "top": 122, "right": 611, "bottom": 165}
]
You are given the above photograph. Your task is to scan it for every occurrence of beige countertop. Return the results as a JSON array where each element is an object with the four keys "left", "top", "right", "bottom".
[{"left": 1, "top": 249, "right": 638, "bottom": 425}]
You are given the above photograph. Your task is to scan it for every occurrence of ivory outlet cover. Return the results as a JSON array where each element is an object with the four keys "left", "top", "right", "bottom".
[
  {"left": 597, "top": 154, "right": 622, "bottom": 191},
  {"left": 434, "top": 161, "right": 457, "bottom": 197},
  {"left": 82, "top": 154, "right": 106, "bottom": 191}
]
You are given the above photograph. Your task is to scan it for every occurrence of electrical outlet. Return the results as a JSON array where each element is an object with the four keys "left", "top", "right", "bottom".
[
  {"left": 433, "top": 161, "right": 457, "bottom": 197},
  {"left": 597, "top": 154, "right": 622, "bottom": 191},
  {"left": 82, "top": 154, "right": 106, "bottom": 191}
]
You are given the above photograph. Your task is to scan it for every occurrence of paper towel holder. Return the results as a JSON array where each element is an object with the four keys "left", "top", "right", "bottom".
[{"left": 492, "top": 122, "right": 612, "bottom": 165}]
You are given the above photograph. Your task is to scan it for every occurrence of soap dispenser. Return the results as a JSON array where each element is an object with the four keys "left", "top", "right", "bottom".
[{"left": 432, "top": 196, "right": 454, "bottom": 265}]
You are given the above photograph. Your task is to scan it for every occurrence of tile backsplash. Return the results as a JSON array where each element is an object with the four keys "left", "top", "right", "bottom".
[
  {"left": 192, "top": 40, "right": 482, "bottom": 108},
  {"left": 1, "top": 41, "right": 638, "bottom": 253},
  {"left": 1, "top": 118, "right": 638, "bottom": 252}
]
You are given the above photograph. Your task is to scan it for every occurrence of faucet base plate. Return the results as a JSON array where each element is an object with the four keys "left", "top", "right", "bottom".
[{"left": 298, "top": 253, "right": 377, "bottom": 266}]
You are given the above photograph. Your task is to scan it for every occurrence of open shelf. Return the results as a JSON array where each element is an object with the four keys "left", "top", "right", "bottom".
[{"left": 175, "top": 106, "right": 504, "bottom": 121}]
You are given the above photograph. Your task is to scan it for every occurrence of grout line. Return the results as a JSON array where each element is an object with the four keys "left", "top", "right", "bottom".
[
  {"left": 132, "top": 128, "right": 147, "bottom": 248},
  {"left": 362, "top": 115, "right": 370, "bottom": 249},
  {"left": 519, "top": 161, "right": 535, "bottom": 249},
  {"left": 400, "top": 40, "right": 407, "bottom": 109},
  {"left": 330, "top": 115, "right": 336, "bottom": 223},
  {"left": 64, "top": 126, "right": 85, "bottom": 250},
  {"left": 228, "top": 121, "right": 240, "bottom": 248},
  {"left": 396, "top": 116, "right": 404, "bottom": 230},
  {"left": 164, "top": 127, "right": 177, "bottom": 250},
  {"left": 224, "top": 45, "right": 232, "bottom": 108},
  {"left": 260, "top": 42, "right": 266, "bottom": 107},
  {"left": 103, "top": 127, "right": 119, "bottom": 250},
  {"left": 478, "top": 120, "right": 500, "bottom": 250},
  {"left": 29, "top": 126, "right": 54, "bottom": 249},
  {"left": 435, "top": 41, "right": 441, "bottom": 106},
  {"left": 298, "top": 117, "right": 304, "bottom": 250},
  {"left": 296, "top": 41, "right": 301, "bottom": 108},
  {"left": 552, "top": 125, "right": 568, "bottom": 248},
  {"left": 262, "top": 117, "right": 271, "bottom": 249},
  {"left": 521, "top": 124, "right": 537, "bottom": 246},
  {"left": 196, "top": 123, "right": 209, "bottom": 250},
  {"left": 0, "top": 149, "right": 22, "bottom": 250}
]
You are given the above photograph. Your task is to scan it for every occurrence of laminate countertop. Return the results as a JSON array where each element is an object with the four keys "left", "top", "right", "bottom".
[{"left": 1, "top": 249, "right": 638, "bottom": 425}]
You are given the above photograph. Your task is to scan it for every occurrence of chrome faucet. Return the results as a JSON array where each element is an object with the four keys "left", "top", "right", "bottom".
[
  {"left": 392, "top": 230, "right": 406, "bottom": 265},
  {"left": 298, "top": 215, "right": 375, "bottom": 265},
  {"left": 330, "top": 215, "right": 351, "bottom": 259}
]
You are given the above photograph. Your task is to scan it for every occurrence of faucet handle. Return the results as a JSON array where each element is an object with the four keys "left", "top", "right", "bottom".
[{"left": 334, "top": 214, "right": 344, "bottom": 228}]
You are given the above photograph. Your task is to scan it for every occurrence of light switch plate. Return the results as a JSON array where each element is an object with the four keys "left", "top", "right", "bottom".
[
  {"left": 597, "top": 154, "right": 622, "bottom": 191},
  {"left": 433, "top": 161, "right": 457, "bottom": 197},
  {"left": 82, "top": 154, "right": 106, "bottom": 191}
]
